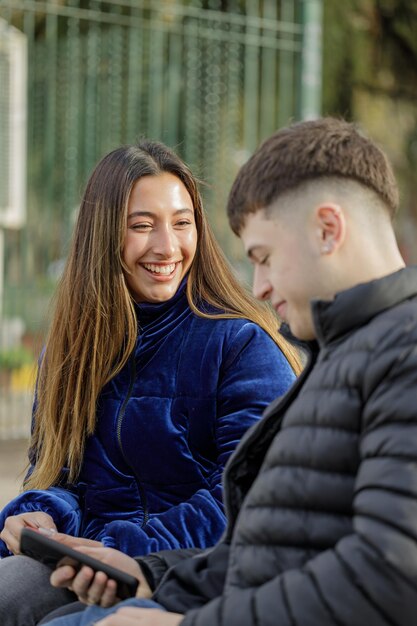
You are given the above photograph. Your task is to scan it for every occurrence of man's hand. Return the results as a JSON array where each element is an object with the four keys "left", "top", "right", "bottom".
[
  {"left": 0, "top": 512, "right": 57, "bottom": 554},
  {"left": 96, "top": 607, "right": 183, "bottom": 626},
  {"left": 50, "top": 546, "right": 152, "bottom": 607},
  {"left": 52, "top": 532, "right": 102, "bottom": 549}
]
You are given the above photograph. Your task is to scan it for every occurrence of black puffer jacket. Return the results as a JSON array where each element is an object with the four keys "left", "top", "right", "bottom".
[{"left": 143, "top": 267, "right": 417, "bottom": 626}]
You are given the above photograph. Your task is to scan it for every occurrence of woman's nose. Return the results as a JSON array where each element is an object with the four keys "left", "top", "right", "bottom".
[{"left": 152, "top": 227, "right": 177, "bottom": 257}]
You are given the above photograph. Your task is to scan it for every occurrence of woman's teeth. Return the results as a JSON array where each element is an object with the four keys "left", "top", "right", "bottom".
[{"left": 143, "top": 263, "right": 176, "bottom": 275}]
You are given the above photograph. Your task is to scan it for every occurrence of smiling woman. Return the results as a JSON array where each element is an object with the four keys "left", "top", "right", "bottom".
[
  {"left": 123, "top": 173, "right": 197, "bottom": 303},
  {"left": 0, "top": 140, "right": 302, "bottom": 626}
]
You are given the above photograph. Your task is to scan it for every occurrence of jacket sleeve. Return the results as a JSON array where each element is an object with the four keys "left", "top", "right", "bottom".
[
  {"left": 135, "top": 547, "right": 205, "bottom": 592},
  {"left": 0, "top": 365, "right": 82, "bottom": 556},
  {"left": 0, "top": 486, "right": 82, "bottom": 556},
  {"left": 180, "top": 338, "right": 417, "bottom": 626},
  {"left": 99, "top": 324, "right": 296, "bottom": 556},
  {"left": 151, "top": 542, "right": 230, "bottom": 612}
]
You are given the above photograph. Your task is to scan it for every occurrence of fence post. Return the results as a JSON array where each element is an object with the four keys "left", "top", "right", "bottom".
[
  {"left": 0, "top": 228, "right": 3, "bottom": 323},
  {"left": 299, "top": 0, "right": 323, "bottom": 120}
]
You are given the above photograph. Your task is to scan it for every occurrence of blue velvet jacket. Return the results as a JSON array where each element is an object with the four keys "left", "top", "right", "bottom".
[{"left": 0, "top": 281, "right": 295, "bottom": 557}]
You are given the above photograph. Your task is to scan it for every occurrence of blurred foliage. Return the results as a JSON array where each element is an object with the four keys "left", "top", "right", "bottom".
[
  {"left": 322, "top": 0, "right": 417, "bottom": 261},
  {"left": 0, "top": 346, "right": 33, "bottom": 371}
]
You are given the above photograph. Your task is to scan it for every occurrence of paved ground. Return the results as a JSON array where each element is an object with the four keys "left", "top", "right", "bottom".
[
  {"left": 0, "top": 438, "right": 29, "bottom": 508},
  {"left": 0, "top": 391, "right": 32, "bottom": 439},
  {"left": 0, "top": 390, "right": 32, "bottom": 509}
]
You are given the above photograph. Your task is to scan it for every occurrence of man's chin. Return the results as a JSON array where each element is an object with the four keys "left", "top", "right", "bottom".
[{"left": 288, "top": 321, "right": 316, "bottom": 342}]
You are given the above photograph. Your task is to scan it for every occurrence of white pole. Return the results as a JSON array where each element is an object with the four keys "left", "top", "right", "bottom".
[
  {"left": 300, "top": 0, "right": 323, "bottom": 120},
  {"left": 0, "top": 228, "right": 4, "bottom": 324}
]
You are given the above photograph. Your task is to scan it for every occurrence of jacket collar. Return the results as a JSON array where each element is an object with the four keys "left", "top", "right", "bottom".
[
  {"left": 222, "top": 266, "right": 417, "bottom": 530},
  {"left": 311, "top": 266, "right": 417, "bottom": 346},
  {"left": 134, "top": 276, "right": 189, "bottom": 328}
]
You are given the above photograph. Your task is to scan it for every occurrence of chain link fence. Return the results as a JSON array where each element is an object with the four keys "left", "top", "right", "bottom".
[{"left": 0, "top": 0, "right": 320, "bottom": 438}]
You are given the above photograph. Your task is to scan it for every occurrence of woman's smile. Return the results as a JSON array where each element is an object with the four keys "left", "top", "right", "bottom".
[{"left": 142, "top": 262, "right": 179, "bottom": 276}]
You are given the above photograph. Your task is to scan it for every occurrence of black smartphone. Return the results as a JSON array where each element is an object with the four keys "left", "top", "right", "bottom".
[{"left": 19, "top": 527, "right": 138, "bottom": 600}]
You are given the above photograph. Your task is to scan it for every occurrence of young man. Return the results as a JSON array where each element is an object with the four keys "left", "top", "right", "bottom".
[{"left": 45, "top": 117, "right": 417, "bottom": 625}]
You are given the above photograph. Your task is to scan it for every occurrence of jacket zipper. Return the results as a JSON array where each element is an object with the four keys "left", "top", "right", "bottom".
[{"left": 116, "top": 354, "right": 149, "bottom": 527}]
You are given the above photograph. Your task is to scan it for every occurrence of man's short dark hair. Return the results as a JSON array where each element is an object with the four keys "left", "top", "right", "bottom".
[{"left": 227, "top": 117, "right": 399, "bottom": 234}]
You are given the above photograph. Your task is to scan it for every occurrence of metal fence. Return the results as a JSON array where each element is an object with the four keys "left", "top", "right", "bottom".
[{"left": 0, "top": 0, "right": 321, "bottom": 437}]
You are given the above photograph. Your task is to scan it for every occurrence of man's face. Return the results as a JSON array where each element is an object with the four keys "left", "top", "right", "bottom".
[{"left": 240, "top": 208, "right": 323, "bottom": 340}]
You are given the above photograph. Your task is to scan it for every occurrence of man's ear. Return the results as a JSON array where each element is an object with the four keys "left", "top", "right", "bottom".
[{"left": 314, "top": 204, "right": 346, "bottom": 255}]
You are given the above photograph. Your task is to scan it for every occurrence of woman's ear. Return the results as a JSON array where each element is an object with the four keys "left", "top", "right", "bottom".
[{"left": 314, "top": 203, "right": 346, "bottom": 255}]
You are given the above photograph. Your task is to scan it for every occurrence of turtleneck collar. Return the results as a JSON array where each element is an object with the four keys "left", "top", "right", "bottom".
[{"left": 133, "top": 276, "right": 189, "bottom": 328}]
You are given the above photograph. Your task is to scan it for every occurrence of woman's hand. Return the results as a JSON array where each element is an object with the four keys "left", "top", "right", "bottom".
[
  {"left": 0, "top": 511, "right": 56, "bottom": 554},
  {"left": 50, "top": 546, "right": 152, "bottom": 607},
  {"left": 96, "top": 607, "right": 183, "bottom": 626}
]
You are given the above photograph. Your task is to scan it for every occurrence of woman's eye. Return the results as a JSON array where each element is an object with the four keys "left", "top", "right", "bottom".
[
  {"left": 131, "top": 223, "right": 152, "bottom": 231},
  {"left": 259, "top": 255, "right": 269, "bottom": 266},
  {"left": 175, "top": 220, "right": 192, "bottom": 228}
]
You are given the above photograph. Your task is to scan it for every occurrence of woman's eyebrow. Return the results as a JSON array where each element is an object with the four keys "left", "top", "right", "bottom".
[
  {"left": 127, "top": 210, "right": 154, "bottom": 219},
  {"left": 127, "top": 208, "right": 193, "bottom": 219}
]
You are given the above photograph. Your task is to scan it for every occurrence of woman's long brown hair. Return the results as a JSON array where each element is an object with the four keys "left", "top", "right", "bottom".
[{"left": 25, "top": 141, "right": 302, "bottom": 491}]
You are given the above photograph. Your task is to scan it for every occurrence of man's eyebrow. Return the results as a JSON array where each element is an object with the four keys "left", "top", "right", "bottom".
[
  {"left": 247, "top": 245, "right": 264, "bottom": 260},
  {"left": 127, "top": 208, "right": 193, "bottom": 219}
]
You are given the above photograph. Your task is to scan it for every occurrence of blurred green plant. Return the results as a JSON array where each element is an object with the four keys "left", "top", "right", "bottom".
[{"left": 0, "top": 346, "right": 34, "bottom": 371}]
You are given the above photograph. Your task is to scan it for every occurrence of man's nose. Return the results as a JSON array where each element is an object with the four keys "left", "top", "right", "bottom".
[{"left": 252, "top": 267, "right": 272, "bottom": 301}]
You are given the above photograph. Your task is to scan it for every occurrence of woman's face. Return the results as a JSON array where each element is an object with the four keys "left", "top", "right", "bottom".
[{"left": 122, "top": 172, "right": 198, "bottom": 303}]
